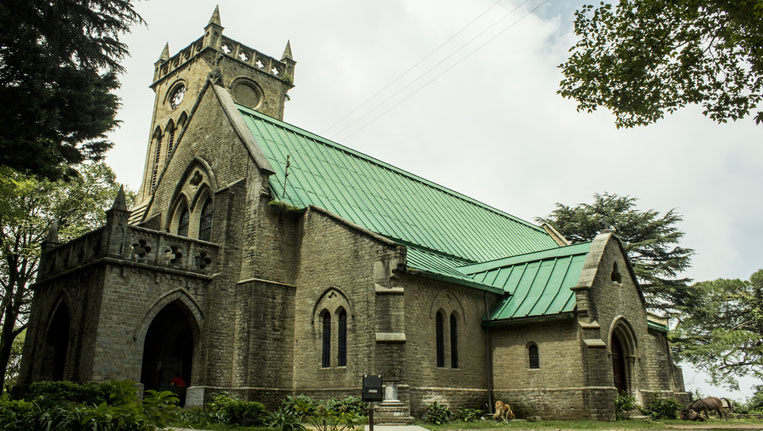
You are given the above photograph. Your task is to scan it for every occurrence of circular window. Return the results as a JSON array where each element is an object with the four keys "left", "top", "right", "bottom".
[
  {"left": 231, "top": 80, "right": 262, "bottom": 110},
  {"left": 169, "top": 84, "right": 186, "bottom": 109}
]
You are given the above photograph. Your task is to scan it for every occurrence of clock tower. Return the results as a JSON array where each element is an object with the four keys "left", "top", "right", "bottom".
[{"left": 133, "top": 6, "right": 295, "bottom": 215}]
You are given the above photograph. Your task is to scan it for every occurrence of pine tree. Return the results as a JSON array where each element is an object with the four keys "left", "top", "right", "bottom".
[
  {"left": 538, "top": 192, "right": 694, "bottom": 314},
  {"left": 0, "top": 0, "right": 143, "bottom": 179}
]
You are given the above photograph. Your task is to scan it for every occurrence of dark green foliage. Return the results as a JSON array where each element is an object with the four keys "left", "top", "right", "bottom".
[
  {"left": 538, "top": 192, "right": 693, "bottom": 314},
  {"left": 454, "top": 407, "right": 484, "bottom": 422},
  {"left": 424, "top": 401, "right": 451, "bottom": 424},
  {"left": 748, "top": 386, "right": 763, "bottom": 414},
  {"left": 559, "top": 0, "right": 763, "bottom": 127},
  {"left": 0, "top": 0, "right": 144, "bottom": 179},
  {"left": 559, "top": 1, "right": 763, "bottom": 128},
  {"left": 280, "top": 394, "right": 320, "bottom": 418},
  {"left": 203, "top": 391, "right": 267, "bottom": 426},
  {"left": 643, "top": 398, "right": 681, "bottom": 419},
  {"left": 2, "top": 380, "right": 179, "bottom": 431},
  {"left": 672, "top": 270, "right": 763, "bottom": 389},
  {"left": 266, "top": 406, "right": 307, "bottom": 431},
  {"left": 302, "top": 402, "right": 361, "bottom": 431},
  {"left": 614, "top": 392, "right": 640, "bottom": 419},
  {"left": 326, "top": 396, "right": 368, "bottom": 416}
]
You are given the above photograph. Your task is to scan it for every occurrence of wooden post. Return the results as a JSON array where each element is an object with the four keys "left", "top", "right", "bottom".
[{"left": 369, "top": 402, "right": 374, "bottom": 431}]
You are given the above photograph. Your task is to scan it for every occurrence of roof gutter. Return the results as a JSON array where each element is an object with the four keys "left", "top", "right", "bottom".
[{"left": 482, "top": 312, "right": 575, "bottom": 327}]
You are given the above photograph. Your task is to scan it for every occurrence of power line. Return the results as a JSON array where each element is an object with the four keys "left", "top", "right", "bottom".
[
  {"left": 322, "top": 0, "right": 508, "bottom": 135},
  {"left": 323, "top": 0, "right": 528, "bottom": 135},
  {"left": 339, "top": 0, "right": 550, "bottom": 142},
  {"left": 331, "top": 0, "right": 535, "bottom": 141}
]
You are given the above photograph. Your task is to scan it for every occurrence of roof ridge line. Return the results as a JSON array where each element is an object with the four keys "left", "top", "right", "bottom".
[{"left": 236, "top": 104, "right": 548, "bottom": 234}]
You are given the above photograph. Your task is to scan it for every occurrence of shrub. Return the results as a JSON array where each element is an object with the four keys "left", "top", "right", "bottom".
[
  {"left": 225, "top": 399, "right": 267, "bottom": 425},
  {"left": 454, "top": 407, "right": 484, "bottom": 422},
  {"left": 1, "top": 383, "right": 179, "bottom": 431},
  {"left": 644, "top": 398, "right": 682, "bottom": 419},
  {"left": 281, "top": 394, "right": 319, "bottom": 418},
  {"left": 424, "top": 401, "right": 451, "bottom": 424},
  {"left": 267, "top": 406, "right": 307, "bottom": 431},
  {"left": 327, "top": 396, "right": 368, "bottom": 416},
  {"left": 614, "top": 392, "right": 640, "bottom": 419},
  {"left": 303, "top": 402, "right": 360, "bottom": 431}
]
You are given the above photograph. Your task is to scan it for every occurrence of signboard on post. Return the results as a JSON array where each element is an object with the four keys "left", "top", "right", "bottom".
[
  {"left": 363, "top": 374, "right": 382, "bottom": 431},
  {"left": 362, "top": 374, "right": 383, "bottom": 402}
]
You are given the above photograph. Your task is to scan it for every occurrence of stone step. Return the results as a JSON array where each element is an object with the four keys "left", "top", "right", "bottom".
[{"left": 373, "top": 415, "right": 416, "bottom": 425}]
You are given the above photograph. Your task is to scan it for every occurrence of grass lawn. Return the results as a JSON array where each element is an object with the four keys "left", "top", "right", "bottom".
[{"left": 417, "top": 418, "right": 763, "bottom": 430}]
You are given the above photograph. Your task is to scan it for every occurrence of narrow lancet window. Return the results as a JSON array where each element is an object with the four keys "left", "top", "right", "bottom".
[
  {"left": 436, "top": 311, "right": 445, "bottom": 367},
  {"left": 177, "top": 207, "right": 189, "bottom": 237},
  {"left": 338, "top": 308, "right": 347, "bottom": 367},
  {"left": 450, "top": 313, "right": 458, "bottom": 368},
  {"left": 199, "top": 199, "right": 213, "bottom": 241},
  {"left": 322, "top": 311, "right": 331, "bottom": 368}
]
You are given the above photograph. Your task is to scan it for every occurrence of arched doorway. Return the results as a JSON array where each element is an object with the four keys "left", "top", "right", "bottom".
[
  {"left": 41, "top": 301, "right": 70, "bottom": 380},
  {"left": 140, "top": 301, "right": 195, "bottom": 391},
  {"left": 610, "top": 319, "right": 637, "bottom": 395},
  {"left": 611, "top": 333, "right": 627, "bottom": 393}
]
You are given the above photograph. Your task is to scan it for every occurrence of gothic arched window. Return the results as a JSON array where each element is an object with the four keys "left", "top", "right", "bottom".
[
  {"left": 436, "top": 311, "right": 445, "bottom": 368},
  {"left": 166, "top": 121, "right": 176, "bottom": 156},
  {"left": 177, "top": 207, "right": 189, "bottom": 237},
  {"left": 450, "top": 313, "right": 459, "bottom": 368},
  {"left": 321, "top": 310, "right": 331, "bottom": 368},
  {"left": 199, "top": 199, "right": 213, "bottom": 241},
  {"left": 529, "top": 343, "right": 540, "bottom": 369},
  {"left": 337, "top": 307, "right": 347, "bottom": 367}
]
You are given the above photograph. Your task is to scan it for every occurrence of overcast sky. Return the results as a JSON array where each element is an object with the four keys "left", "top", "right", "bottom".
[{"left": 104, "top": 0, "right": 761, "bottom": 399}]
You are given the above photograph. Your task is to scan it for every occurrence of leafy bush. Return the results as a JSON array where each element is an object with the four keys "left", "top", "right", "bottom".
[
  {"left": 643, "top": 398, "right": 682, "bottom": 419},
  {"left": 424, "top": 401, "right": 451, "bottom": 424},
  {"left": 225, "top": 399, "right": 267, "bottom": 425},
  {"left": 203, "top": 391, "right": 266, "bottom": 425},
  {"left": 614, "top": 392, "right": 640, "bottom": 419},
  {"left": 454, "top": 407, "right": 484, "bottom": 422},
  {"left": 327, "top": 396, "right": 368, "bottom": 416},
  {"left": 303, "top": 402, "right": 360, "bottom": 431},
  {"left": 1, "top": 382, "right": 178, "bottom": 431},
  {"left": 281, "top": 394, "right": 320, "bottom": 418},
  {"left": 267, "top": 406, "right": 307, "bottom": 431}
]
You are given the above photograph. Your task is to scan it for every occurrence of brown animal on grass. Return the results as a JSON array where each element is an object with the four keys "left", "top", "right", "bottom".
[
  {"left": 493, "top": 400, "right": 515, "bottom": 421},
  {"left": 685, "top": 397, "right": 727, "bottom": 420},
  {"left": 680, "top": 408, "right": 707, "bottom": 421}
]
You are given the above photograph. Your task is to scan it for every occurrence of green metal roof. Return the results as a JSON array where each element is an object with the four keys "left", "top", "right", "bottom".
[
  {"left": 460, "top": 243, "right": 591, "bottom": 321},
  {"left": 237, "top": 106, "right": 559, "bottom": 269}
]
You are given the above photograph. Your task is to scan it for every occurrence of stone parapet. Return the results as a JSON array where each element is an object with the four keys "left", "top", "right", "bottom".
[{"left": 37, "top": 224, "right": 219, "bottom": 282}]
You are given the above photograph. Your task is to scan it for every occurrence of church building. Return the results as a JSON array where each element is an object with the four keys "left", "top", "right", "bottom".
[{"left": 19, "top": 8, "right": 687, "bottom": 420}]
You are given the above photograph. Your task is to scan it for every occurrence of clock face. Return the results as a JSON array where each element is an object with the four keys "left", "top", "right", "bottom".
[{"left": 170, "top": 84, "right": 186, "bottom": 109}]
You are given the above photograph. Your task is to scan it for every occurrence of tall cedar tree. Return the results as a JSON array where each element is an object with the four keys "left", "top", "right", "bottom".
[
  {"left": 0, "top": 1, "right": 143, "bottom": 180},
  {"left": 672, "top": 270, "right": 763, "bottom": 390},
  {"left": 559, "top": 1, "right": 763, "bottom": 127},
  {"left": 537, "top": 193, "right": 693, "bottom": 314},
  {"left": 0, "top": 163, "right": 131, "bottom": 394}
]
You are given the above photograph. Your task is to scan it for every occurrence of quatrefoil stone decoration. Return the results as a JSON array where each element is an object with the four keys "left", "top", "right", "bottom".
[
  {"left": 164, "top": 245, "right": 183, "bottom": 265},
  {"left": 195, "top": 251, "right": 212, "bottom": 269},
  {"left": 131, "top": 239, "right": 152, "bottom": 259}
]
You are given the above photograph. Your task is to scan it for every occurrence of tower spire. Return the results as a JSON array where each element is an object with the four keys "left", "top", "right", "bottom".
[
  {"left": 208, "top": 5, "right": 222, "bottom": 27},
  {"left": 158, "top": 42, "right": 170, "bottom": 62},
  {"left": 111, "top": 185, "right": 127, "bottom": 211},
  {"left": 281, "top": 40, "right": 294, "bottom": 61}
]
